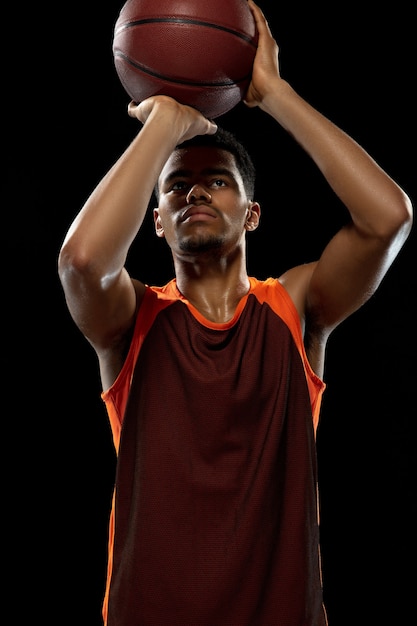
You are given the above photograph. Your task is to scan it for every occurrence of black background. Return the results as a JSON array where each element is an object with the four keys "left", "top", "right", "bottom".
[{"left": 5, "top": 2, "right": 416, "bottom": 624}]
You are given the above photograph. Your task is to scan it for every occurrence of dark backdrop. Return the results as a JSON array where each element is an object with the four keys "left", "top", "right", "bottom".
[{"left": 5, "top": 2, "right": 416, "bottom": 624}]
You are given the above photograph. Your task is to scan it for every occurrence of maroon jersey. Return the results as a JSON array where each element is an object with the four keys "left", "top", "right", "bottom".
[{"left": 102, "top": 278, "right": 327, "bottom": 626}]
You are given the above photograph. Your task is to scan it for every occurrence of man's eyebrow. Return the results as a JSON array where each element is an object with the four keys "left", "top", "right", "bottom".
[
  {"left": 202, "top": 167, "right": 235, "bottom": 178},
  {"left": 162, "top": 167, "right": 235, "bottom": 185},
  {"left": 162, "top": 169, "right": 192, "bottom": 185}
]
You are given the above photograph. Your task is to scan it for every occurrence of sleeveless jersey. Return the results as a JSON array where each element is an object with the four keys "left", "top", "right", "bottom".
[{"left": 101, "top": 277, "right": 327, "bottom": 626}]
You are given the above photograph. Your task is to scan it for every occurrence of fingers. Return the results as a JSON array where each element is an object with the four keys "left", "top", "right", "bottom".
[
  {"left": 248, "top": 0, "right": 275, "bottom": 40},
  {"left": 127, "top": 101, "right": 140, "bottom": 118},
  {"left": 204, "top": 118, "right": 218, "bottom": 135},
  {"left": 127, "top": 96, "right": 218, "bottom": 139}
]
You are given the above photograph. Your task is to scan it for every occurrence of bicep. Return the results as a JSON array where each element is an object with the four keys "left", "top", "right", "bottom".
[
  {"left": 61, "top": 264, "right": 144, "bottom": 351},
  {"left": 278, "top": 221, "right": 401, "bottom": 377},
  {"left": 307, "top": 222, "right": 398, "bottom": 330}
]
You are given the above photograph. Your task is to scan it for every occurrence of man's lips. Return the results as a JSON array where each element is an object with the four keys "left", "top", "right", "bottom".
[{"left": 180, "top": 205, "right": 218, "bottom": 222}]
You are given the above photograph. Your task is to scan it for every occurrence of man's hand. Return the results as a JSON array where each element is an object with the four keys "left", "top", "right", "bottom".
[
  {"left": 244, "top": 0, "right": 282, "bottom": 109},
  {"left": 128, "top": 95, "right": 218, "bottom": 143}
]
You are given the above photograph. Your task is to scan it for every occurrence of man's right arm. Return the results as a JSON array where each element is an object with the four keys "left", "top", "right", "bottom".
[{"left": 58, "top": 97, "right": 216, "bottom": 384}]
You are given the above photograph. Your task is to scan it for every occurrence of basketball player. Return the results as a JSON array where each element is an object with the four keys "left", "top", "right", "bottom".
[{"left": 58, "top": 2, "right": 412, "bottom": 624}]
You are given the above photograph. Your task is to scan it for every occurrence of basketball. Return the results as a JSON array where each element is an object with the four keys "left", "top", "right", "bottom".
[{"left": 112, "top": 0, "right": 258, "bottom": 119}]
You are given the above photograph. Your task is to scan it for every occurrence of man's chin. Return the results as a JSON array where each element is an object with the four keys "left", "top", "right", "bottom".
[{"left": 179, "top": 235, "right": 224, "bottom": 254}]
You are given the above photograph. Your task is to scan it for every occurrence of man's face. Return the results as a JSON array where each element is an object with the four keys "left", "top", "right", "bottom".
[{"left": 154, "top": 146, "right": 258, "bottom": 259}]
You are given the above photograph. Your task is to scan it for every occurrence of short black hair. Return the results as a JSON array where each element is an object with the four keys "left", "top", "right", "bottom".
[{"left": 154, "top": 126, "right": 256, "bottom": 200}]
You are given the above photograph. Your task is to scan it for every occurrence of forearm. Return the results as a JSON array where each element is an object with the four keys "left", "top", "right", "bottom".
[
  {"left": 61, "top": 110, "right": 182, "bottom": 280},
  {"left": 260, "top": 80, "right": 412, "bottom": 240},
  {"left": 60, "top": 97, "right": 217, "bottom": 289}
]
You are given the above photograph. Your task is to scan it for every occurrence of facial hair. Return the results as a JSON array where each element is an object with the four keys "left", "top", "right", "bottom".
[{"left": 179, "top": 233, "right": 225, "bottom": 254}]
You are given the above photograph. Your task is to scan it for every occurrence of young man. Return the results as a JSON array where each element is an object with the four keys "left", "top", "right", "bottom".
[{"left": 58, "top": 2, "right": 412, "bottom": 624}]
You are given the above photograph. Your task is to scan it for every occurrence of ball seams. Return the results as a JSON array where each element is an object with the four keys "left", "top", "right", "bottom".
[{"left": 114, "top": 18, "right": 257, "bottom": 47}]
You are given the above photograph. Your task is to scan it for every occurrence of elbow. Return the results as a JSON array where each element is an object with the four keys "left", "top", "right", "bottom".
[
  {"left": 374, "top": 189, "right": 414, "bottom": 246},
  {"left": 354, "top": 190, "right": 414, "bottom": 263},
  {"left": 58, "top": 235, "right": 122, "bottom": 295},
  {"left": 381, "top": 191, "right": 414, "bottom": 262},
  {"left": 392, "top": 190, "right": 413, "bottom": 244},
  {"left": 397, "top": 188, "right": 413, "bottom": 226},
  {"left": 58, "top": 237, "right": 100, "bottom": 290}
]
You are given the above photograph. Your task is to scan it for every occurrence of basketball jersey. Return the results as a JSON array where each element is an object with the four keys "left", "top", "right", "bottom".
[{"left": 101, "top": 277, "right": 327, "bottom": 626}]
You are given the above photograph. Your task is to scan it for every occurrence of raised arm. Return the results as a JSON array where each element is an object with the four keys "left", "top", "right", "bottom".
[
  {"left": 246, "top": 1, "right": 413, "bottom": 342},
  {"left": 58, "top": 97, "right": 216, "bottom": 385}
]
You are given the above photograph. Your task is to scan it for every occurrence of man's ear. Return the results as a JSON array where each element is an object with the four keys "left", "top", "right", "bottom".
[
  {"left": 153, "top": 207, "right": 165, "bottom": 238},
  {"left": 244, "top": 202, "right": 261, "bottom": 231}
]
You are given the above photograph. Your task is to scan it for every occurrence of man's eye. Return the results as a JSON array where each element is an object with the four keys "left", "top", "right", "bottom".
[
  {"left": 171, "top": 181, "right": 186, "bottom": 190},
  {"left": 212, "top": 179, "right": 226, "bottom": 188}
]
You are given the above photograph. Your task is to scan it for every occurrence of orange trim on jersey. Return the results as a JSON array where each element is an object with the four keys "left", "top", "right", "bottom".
[{"left": 102, "top": 277, "right": 325, "bottom": 450}]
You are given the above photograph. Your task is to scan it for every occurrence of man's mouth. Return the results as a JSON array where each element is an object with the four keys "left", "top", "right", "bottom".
[{"left": 180, "top": 205, "right": 218, "bottom": 222}]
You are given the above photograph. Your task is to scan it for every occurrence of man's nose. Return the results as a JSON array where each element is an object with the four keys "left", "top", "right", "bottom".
[{"left": 186, "top": 184, "right": 212, "bottom": 204}]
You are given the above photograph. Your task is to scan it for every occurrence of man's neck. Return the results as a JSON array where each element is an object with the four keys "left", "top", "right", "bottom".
[{"left": 174, "top": 261, "right": 250, "bottom": 324}]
